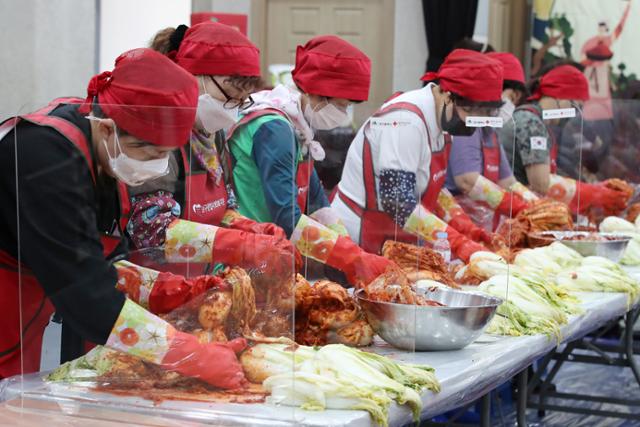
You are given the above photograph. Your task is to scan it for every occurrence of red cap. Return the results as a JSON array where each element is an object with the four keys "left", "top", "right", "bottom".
[
  {"left": 420, "top": 49, "right": 503, "bottom": 102},
  {"left": 486, "top": 52, "right": 525, "bottom": 84},
  {"left": 529, "top": 65, "right": 590, "bottom": 101},
  {"left": 175, "top": 22, "right": 260, "bottom": 76},
  {"left": 82, "top": 48, "right": 198, "bottom": 147},
  {"left": 292, "top": 35, "right": 371, "bottom": 101}
]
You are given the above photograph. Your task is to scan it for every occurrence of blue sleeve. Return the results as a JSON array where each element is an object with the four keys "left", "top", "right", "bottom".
[
  {"left": 379, "top": 169, "right": 417, "bottom": 227},
  {"left": 252, "top": 119, "right": 300, "bottom": 237},
  {"left": 449, "top": 129, "right": 484, "bottom": 176},
  {"left": 307, "top": 168, "right": 330, "bottom": 214}
]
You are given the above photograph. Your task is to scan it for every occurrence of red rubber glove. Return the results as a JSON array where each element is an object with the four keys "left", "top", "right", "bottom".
[
  {"left": 448, "top": 211, "right": 493, "bottom": 245},
  {"left": 212, "top": 228, "right": 301, "bottom": 276},
  {"left": 570, "top": 181, "right": 629, "bottom": 215},
  {"left": 435, "top": 188, "right": 492, "bottom": 245},
  {"left": 445, "top": 226, "right": 488, "bottom": 263},
  {"left": 225, "top": 217, "right": 288, "bottom": 241},
  {"left": 325, "top": 236, "right": 395, "bottom": 286},
  {"left": 160, "top": 332, "right": 247, "bottom": 389},
  {"left": 115, "top": 265, "right": 228, "bottom": 315},
  {"left": 494, "top": 192, "right": 529, "bottom": 217},
  {"left": 148, "top": 272, "right": 227, "bottom": 315}
]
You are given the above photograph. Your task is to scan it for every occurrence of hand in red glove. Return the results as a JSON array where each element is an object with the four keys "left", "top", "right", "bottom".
[
  {"left": 149, "top": 272, "right": 227, "bottom": 314},
  {"left": 494, "top": 192, "right": 529, "bottom": 217},
  {"left": 570, "top": 181, "right": 629, "bottom": 215},
  {"left": 436, "top": 188, "right": 492, "bottom": 245},
  {"left": 107, "top": 300, "right": 247, "bottom": 390},
  {"left": 445, "top": 226, "right": 488, "bottom": 263},
  {"left": 325, "top": 236, "right": 396, "bottom": 286},
  {"left": 161, "top": 332, "right": 247, "bottom": 389},
  {"left": 115, "top": 264, "right": 227, "bottom": 315},
  {"left": 212, "top": 228, "right": 301, "bottom": 276},
  {"left": 464, "top": 176, "right": 529, "bottom": 218},
  {"left": 447, "top": 212, "right": 493, "bottom": 245},
  {"left": 225, "top": 217, "right": 288, "bottom": 241}
]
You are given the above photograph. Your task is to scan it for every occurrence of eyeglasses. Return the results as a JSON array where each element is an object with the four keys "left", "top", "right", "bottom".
[
  {"left": 210, "top": 77, "right": 255, "bottom": 110},
  {"left": 457, "top": 104, "right": 500, "bottom": 117}
]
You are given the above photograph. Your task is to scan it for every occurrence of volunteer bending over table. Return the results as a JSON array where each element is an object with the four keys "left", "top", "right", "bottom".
[
  {"left": 221, "top": 35, "right": 396, "bottom": 286},
  {"left": 331, "top": 49, "right": 504, "bottom": 262},
  {"left": 444, "top": 52, "right": 534, "bottom": 231},
  {"left": 499, "top": 64, "right": 630, "bottom": 215},
  {"left": 0, "top": 49, "right": 246, "bottom": 389},
  {"left": 226, "top": 35, "right": 367, "bottom": 238},
  {"left": 124, "top": 22, "right": 293, "bottom": 270}
]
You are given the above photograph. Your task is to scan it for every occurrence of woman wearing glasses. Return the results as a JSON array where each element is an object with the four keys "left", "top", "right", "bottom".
[{"left": 125, "top": 22, "right": 289, "bottom": 250}]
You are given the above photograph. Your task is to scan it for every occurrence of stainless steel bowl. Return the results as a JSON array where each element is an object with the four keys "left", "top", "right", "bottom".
[
  {"left": 355, "top": 287, "right": 502, "bottom": 351},
  {"left": 529, "top": 231, "right": 632, "bottom": 262}
]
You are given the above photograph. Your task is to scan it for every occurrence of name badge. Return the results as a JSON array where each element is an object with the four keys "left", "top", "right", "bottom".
[
  {"left": 465, "top": 116, "right": 503, "bottom": 128},
  {"left": 370, "top": 118, "right": 411, "bottom": 129},
  {"left": 542, "top": 108, "right": 576, "bottom": 120}
]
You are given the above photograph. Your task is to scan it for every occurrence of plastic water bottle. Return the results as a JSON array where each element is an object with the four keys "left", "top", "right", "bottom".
[{"left": 433, "top": 231, "right": 451, "bottom": 264}]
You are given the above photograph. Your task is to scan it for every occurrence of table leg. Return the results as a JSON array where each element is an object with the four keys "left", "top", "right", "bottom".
[
  {"left": 516, "top": 368, "right": 528, "bottom": 427},
  {"left": 625, "top": 306, "right": 640, "bottom": 388},
  {"left": 480, "top": 393, "right": 491, "bottom": 427}
]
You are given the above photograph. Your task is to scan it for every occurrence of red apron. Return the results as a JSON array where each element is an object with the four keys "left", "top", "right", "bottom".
[
  {"left": 227, "top": 108, "right": 314, "bottom": 214},
  {"left": 0, "top": 99, "right": 127, "bottom": 377},
  {"left": 296, "top": 158, "right": 314, "bottom": 214},
  {"left": 179, "top": 146, "right": 229, "bottom": 225},
  {"left": 518, "top": 105, "right": 558, "bottom": 174},
  {"left": 337, "top": 101, "right": 452, "bottom": 254},
  {"left": 482, "top": 130, "right": 501, "bottom": 183}
]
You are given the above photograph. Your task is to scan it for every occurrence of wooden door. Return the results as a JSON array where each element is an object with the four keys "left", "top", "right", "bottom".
[{"left": 253, "top": 0, "right": 395, "bottom": 125}]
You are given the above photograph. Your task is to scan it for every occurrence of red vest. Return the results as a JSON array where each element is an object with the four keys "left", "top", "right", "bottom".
[
  {"left": 227, "top": 109, "right": 314, "bottom": 214},
  {"left": 178, "top": 144, "right": 230, "bottom": 225},
  {"left": 119, "top": 139, "right": 231, "bottom": 228},
  {"left": 0, "top": 98, "right": 127, "bottom": 377},
  {"left": 337, "top": 101, "right": 452, "bottom": 254},
  {"left": 518, "top": 105, "right": 559, "bottom": 174}
]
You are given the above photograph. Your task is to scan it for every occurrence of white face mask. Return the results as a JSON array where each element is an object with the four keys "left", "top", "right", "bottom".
[
  {"left": 103, "top": 128, "right": 169, "bottom": 187},
  {"left": 196, "top": 93, "right": 239, "bottom": 134},
  {"left": 303, "top": 100, "right": 350, "bottom": 130},
  {"left": 499, "top": 95, "right": 516, "bottom": 124}
]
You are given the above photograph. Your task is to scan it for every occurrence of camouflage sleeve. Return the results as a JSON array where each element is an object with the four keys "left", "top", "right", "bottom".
[{"left": 513, "top": 110, "right": 551, "bottom": 167}]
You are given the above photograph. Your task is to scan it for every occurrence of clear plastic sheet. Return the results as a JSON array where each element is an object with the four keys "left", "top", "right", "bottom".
[{"left": 1, "top": 292, "right": 630, "bottom": 426}]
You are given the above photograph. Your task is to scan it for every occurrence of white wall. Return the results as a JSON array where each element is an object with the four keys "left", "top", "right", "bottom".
[
  {"left": 392, "top": 0, "right": 428, "bottom": 92},
  {"left": 99, "top": 0, "right": 192, "bottom": 71},
  {"left": 474, "top": 0, "right": 490, "bottom": 43},
  {"left": 0, "top": 0, "right": 96, "bottom": 119}
]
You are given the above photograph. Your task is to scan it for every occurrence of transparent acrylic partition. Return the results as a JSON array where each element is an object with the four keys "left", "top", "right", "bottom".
[
  {"left": 570, "top": 98, "right": 640, "bottom": 223},
  {"left": 571, "top": 97, "right": 640, "bottom": 267},
  {"left": 2, "top": 101, "right": 299, "bottom": 425}
]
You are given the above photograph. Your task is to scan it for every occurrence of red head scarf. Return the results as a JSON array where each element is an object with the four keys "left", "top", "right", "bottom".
[
  {"left": 486, "top": 52, "right": 525, "bottom": 85},
  {"left": 529, "top": 65, "right": 590, "bottom": 101},
  {"left": 421, "top": 49, "right": 503, "bottom": 102},
  {"left": 292, "top": 35, "right": 371, "bottom": 101},
  {"left": 82, "top": 48, "right": 198, "bottom": 147},
  {"left": 175, "top": 22, "right": 260, "bottom": 76}
]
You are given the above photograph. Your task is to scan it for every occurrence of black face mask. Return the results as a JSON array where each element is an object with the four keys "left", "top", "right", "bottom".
[{"left": 440, "top": 102, "right": 475, "bottom": 136}]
